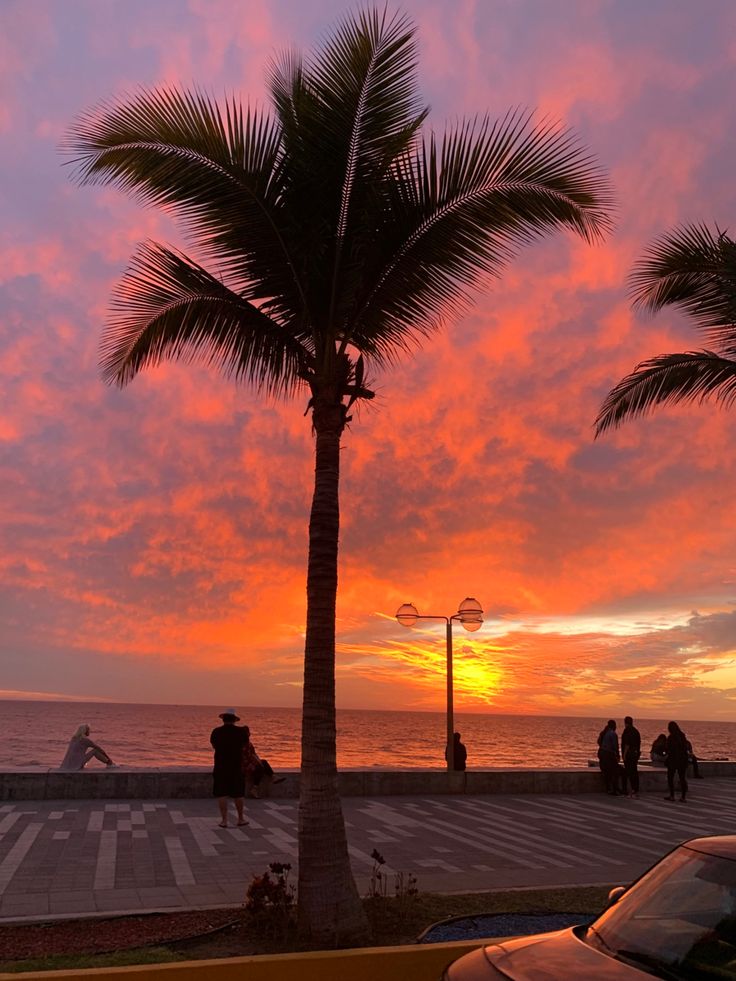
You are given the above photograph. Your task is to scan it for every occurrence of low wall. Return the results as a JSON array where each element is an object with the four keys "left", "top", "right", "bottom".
[
  {"left": 3, "top": 939, "right": 482, "bottom": 981},
  {"left": 2, "top": 761, "right": 732, "bottom": 801}
]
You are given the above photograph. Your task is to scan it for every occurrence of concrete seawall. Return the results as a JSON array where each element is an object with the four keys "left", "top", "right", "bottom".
[{"left": 1, "top": 761, "right": 734, "bottom": 800}]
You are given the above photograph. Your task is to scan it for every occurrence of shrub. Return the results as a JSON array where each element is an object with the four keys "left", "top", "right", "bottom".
[{"left": 244, "top": 862, "right": 296, "bottom": 940}]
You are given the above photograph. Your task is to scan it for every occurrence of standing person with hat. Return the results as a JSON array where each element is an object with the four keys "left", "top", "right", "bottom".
[{"left": 210, "top": 709, "right": 249, "bottom": 828}]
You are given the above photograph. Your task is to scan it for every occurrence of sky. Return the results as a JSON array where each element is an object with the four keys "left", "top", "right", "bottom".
[{"left": 2, "top": 0, "right": 736, "bottom": 720}]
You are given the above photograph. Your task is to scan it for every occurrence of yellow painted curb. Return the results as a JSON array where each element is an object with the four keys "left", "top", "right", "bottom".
[{"left": 0, "top": 940, "right": 485, "bottom": 981}]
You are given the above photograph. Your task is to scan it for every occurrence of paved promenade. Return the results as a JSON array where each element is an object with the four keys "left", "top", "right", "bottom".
[{"left": 1, "top": 780, "right": 734, "bottom": 921}]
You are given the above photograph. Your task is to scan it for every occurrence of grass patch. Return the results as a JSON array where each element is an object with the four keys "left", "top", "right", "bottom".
[
  {"left": 364, "top": 885, "right": 611, "bottom": 946},
  {"left": 0, "top": 885, "right": 613, "bottom": 972}
]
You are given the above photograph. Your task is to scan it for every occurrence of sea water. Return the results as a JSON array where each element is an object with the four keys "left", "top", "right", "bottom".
[{"left": 1, "top": 700, "right": 733, "bottom": 770}]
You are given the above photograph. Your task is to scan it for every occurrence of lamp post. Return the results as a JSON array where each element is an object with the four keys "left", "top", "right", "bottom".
[{"left": 396, "top": 598, "right": 483, "bottom": 770}]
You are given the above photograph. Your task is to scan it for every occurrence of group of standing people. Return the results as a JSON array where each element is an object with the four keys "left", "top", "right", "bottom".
[
  {"left": 598, "top": 717, "right": 641, "bottom": 798},
  {"left": 210, "top": 708, "right": 283, "bottom": 827},
  {"left": 597, "top": 718, "right": 702, "bottom": 802}
]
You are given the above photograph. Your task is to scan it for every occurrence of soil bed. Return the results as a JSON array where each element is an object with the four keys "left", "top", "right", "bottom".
[
  {"left": 0, "top": 886, "right": 612, "bottom": 972},
  {"left": 0, "top": 908, "right": 237, "bottom": 961}
]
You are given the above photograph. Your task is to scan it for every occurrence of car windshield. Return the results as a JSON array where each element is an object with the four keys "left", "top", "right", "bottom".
[{"left": 586, "top": 845, "right": 736, "bottom": 980}]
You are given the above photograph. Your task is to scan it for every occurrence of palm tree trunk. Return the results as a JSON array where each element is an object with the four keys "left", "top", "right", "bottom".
[{"left": 298, "top": 398, "right": 370, "bottom": 944}]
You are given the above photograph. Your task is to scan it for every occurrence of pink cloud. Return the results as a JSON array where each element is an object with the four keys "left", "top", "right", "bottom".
[{"left": 2, "top": 1, "right": 736, "bottom": 712}]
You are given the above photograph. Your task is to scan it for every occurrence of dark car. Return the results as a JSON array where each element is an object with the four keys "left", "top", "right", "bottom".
[{"left": 444, "top": 835, "right": 736, "bottom": 980}]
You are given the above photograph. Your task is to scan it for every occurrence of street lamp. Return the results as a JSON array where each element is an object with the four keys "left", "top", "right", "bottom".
[{"left": 396, "top": 598, "right": 484, "bottom": 770}]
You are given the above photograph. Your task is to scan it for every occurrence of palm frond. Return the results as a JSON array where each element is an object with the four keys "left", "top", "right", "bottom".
[
  {"left": 267, "top": 9, "right": 428, "bottom": 338},
  {"left": 313, "top": 8, "right": 429, "bottom": 327},
  {"left": 267, "top": 48, "right": 307, "bottom": 149},
  {"left": 630, "top": 223, "right": 736, "bottom": 341},
  {"left": 265, "top": 49, "right": 329, "bottom": 342},
  {"left": 594, "top": 350, "right": 736, "bottom": 435},
  {"left": 102, "top": 241, "right": 311, "bottom": 397},
  {"left": 309, "top": 8, "right": 427, "bottom": 224},
  {"left": 62, "top": 87, "right": 306, "bottom": 314},
  {"left": 349, "top": 111, "right": 614, "bottom": 366}
]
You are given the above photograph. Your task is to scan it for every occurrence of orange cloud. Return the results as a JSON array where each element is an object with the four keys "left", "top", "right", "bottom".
[{"left": 2, "top": 1, "right": 736, "bottom": 715}]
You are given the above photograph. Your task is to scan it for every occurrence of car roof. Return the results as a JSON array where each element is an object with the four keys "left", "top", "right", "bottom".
[{"left": 684, "top": 835, "right": 736, "bottom": 860}]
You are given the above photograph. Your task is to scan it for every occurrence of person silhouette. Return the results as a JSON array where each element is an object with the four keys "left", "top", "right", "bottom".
[
  {"left": 445, "top": 732, "right": 467, "bottom": 771},
  {"left": 59, "top": 724, "right": 116, "bottom": 770},
  {"left": 621, "top": 716, "right": 641, "bottom": 798},
  {"left": 210, "top": 709, "right": 249, "bottom": 827},
  {"left": 597, "top": 720, "right": 621, "bottom": 795},
  {"left": 663, "top": 721, "right": 688, "bottom": 803}
]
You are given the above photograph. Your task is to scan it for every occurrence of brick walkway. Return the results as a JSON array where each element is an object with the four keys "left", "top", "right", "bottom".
[{"left": 1, "top": 780, "right": 734, "bottom": 920}]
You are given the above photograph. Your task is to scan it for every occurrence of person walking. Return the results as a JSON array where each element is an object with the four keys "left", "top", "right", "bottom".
[
  {"left": 621, "top": 716, "right": 641, "bottom": 798},
  {"left": 664, "top": 721, "right": 689, "bottom": 802},
  {"left": 59, "top": 724, "right": 116, "bottom": 770},
  {"left": 445, "top": 732, "right": 467, "bottom": 771},
  {"left": 597, "top": 720, "right": 621, "bottom": 795},
  {"left": 210, "top": 709, "right": 248, "bottom": 827}
]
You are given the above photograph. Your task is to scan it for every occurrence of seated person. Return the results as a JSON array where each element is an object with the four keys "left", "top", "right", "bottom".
[
  {"left": 650, "top": 732, "right": 667, "bottom": 764},
  {"left": 241, "top": 726, "right": 284, "bottom": 798},
  {"left": 59, "top": 724, "right": 116, "bottom": 770},
  {"left": 685, "top": 736, "right": 703, "bottom": 778}
]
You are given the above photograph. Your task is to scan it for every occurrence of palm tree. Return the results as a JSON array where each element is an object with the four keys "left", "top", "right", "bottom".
[
  {"left": 63, "top": 9, "right": 613, "bottom": 943},
  {"left": 596, "top": 224, "right": 736, "bottom": 435}
]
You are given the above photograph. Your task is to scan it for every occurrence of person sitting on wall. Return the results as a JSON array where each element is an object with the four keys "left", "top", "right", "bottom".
[
  {"left": 685, "top": 735, "right": 703, "bottom": 778},
  {"left": 59, "top": 724, "right": 116, "bottom": 771},
  {"left": 241, "top": 725, "right": 286, "bottom": 798},
  {"left": 650, "top": 733, "right": 667, "bottom": 765}
]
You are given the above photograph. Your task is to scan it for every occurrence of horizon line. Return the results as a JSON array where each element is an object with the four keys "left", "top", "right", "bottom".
[{"left": 0, "top": 694, "right": 732, "bottom": 726}]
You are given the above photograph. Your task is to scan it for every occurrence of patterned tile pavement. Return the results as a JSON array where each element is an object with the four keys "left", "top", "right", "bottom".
[{"left": 1, "top": 779, "right": 734, "bottom": 920}]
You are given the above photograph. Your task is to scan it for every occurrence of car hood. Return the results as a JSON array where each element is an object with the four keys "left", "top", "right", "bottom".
[{"left": 486, "top": 928, "right": 647, "bottom": 979}]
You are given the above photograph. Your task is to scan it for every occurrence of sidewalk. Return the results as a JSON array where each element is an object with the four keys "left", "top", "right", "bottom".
[{"left": 1, "top": 780, "right": 733, "bottom": 921}]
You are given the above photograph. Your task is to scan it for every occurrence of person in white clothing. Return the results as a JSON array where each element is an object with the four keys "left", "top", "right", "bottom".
[{"left": 59, "top": 724, "right": 116, "bottom": 770}]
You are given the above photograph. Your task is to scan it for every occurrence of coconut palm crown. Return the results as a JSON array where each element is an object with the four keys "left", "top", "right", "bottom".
[
  {"left": 596, "top": 223, "right": 736, "bottom": 435},
  {"left": 63, "top": 8, "right": 613, "bottom": 943}
]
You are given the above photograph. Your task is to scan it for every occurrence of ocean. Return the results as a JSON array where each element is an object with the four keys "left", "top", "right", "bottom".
[{"left": 1, "top": 701, "right": 733, "bottom": 770}]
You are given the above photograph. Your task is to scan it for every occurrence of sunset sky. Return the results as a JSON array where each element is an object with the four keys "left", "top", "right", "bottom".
[{"left": 2, "top": 0, "right": 736, "bottom": 720}]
